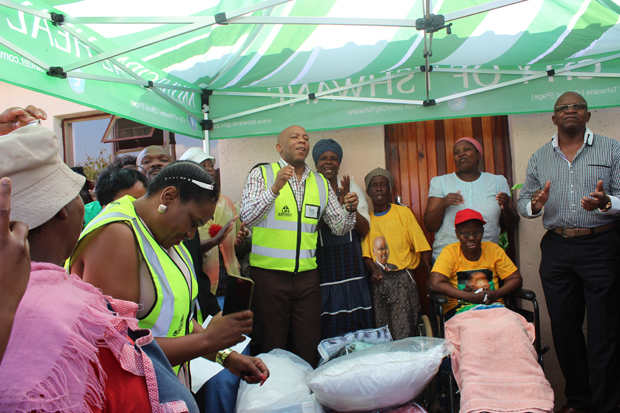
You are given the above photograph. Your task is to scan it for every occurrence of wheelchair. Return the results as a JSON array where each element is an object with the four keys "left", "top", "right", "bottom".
[{"left": 425, "top": 288, "right": 550, "bottom": 413}]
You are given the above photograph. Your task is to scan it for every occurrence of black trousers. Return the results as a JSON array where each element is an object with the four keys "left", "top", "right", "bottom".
[{"left": 539, "top": 228, "right": 620, "bottom": 413}]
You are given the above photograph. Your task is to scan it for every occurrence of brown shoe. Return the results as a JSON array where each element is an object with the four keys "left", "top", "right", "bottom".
[{"left": 555, "top": 405, "right": 594, "bottom": 413}]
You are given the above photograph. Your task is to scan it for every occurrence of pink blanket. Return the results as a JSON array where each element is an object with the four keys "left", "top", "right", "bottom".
[{"left": 445, "top": 307, "right": 554, "bottom": 413}]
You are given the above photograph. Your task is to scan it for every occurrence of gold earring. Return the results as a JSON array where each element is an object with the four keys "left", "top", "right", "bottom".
[{"left": 158, "top": 204, "right": 167, "bottom": 213}]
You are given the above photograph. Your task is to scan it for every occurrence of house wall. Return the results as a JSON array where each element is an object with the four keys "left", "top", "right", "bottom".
[
  {"left": 509, "top": 106, "right": 620, "bottom": 407},
  {"left": 218, "top": 125, "right": 386, "bottom": 205}
]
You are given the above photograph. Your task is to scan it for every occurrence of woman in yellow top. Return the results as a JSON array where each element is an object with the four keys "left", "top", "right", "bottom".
[
  {"left": 430, "top": 208, "right": 522, "bottom": 318},
  {"left": 361, "top": 168, "right": 431, "bottom": 340},
  {"left": 429, "top": 209, "right": 554, "bottom": 412},
  {"left": 69, "top": 160, "right": 268, "bottom": 387}
]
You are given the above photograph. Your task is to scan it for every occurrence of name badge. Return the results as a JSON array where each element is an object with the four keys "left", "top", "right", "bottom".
[{"left": 305, "top": 204, "right": 319, "bottom": 219}]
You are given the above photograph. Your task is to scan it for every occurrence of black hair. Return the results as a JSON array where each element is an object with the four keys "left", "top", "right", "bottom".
[
  {"left": 108, "top": 155, "right": 138, "bottom": 171},
  {"left": 70, "top": 166, "right": 87, "bottom": 177},
  {"left": 147, "top": 160, "right": 219, "bottom": 204},
  {"left": 95, "top": 168, "right": 148, "bottom": 206}
]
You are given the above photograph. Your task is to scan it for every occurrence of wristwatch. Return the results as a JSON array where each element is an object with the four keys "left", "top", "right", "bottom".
[{"left": 599, "top": 197, "right": 612, "bottom": 212}]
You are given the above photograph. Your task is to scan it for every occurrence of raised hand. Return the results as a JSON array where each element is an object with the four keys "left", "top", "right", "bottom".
[
  {"left": 343, "top": 191, "right": 358, "bottom": 213},
  {"left": 531, "top": 181, "right": 551, "bottom": 215},
  {"left": 0, "top": 106, "right": 47, "bottom": 136},
  {"left": 212, "top": 216, "right": 238, "bottom": 245},
  {"left": 442, "top": 191, "right": 464, "bottom": 208},
  {"left": 271, "top": 165, "right": 295, "bottom": 195},
  {"left": 581, "top": 180, "right": 609, "bottom": 211},
  {"left": 338, "top": 175, "right": 351, "bottom": 205},
  {"left": 234, "top": 222, "right": 249, "bottom": 248}
]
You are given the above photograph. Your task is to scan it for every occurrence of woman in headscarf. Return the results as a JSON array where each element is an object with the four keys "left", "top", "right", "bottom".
[
  {"left": 362, "top": 168, "right": 431, "bottom": 340},
  {"left": 423, "top": 137, "right": 519, "bottom": 261},
  {"left": 312, "top": 139, "right": 374, "bottom": 339}
]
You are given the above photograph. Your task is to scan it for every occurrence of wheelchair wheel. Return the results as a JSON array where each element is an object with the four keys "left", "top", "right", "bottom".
[{"left": 418, "top": 315, "right": 433, "bottom": 338}]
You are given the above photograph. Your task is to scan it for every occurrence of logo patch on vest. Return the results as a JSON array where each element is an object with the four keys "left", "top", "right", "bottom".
[
  {"left": 278, "top": 205, "right": 293, "bottom": 217},
  {"left": 173, "top": 315, "right": 185, "bottom": 337}
]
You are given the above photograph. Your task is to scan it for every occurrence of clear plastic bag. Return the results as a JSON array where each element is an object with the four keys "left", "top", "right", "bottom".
[
  {"left": 317, "top": 325, "right": 392, "bottom": 366},
  {"left": 307, "top": 337, "right": 451, "bottom": 412},
  {"left": 235, "top": 349, "right": 323, "bottom": 413}
]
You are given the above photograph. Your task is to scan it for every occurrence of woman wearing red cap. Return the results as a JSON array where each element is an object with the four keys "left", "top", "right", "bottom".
[
  {"left": 430, "top": 209, "right": 553, "bottom": 412},
  {"left": 430, "top": 208, "right": 522, "bottom": 319},
  {"left": 424, "top": 137, "right": 519, "bottom": 261}
]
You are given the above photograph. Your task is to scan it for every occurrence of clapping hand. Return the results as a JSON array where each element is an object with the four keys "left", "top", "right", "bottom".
[
  {"left": 338, "top": 175, "right": 351, "bottom": 205},
  {"left": 531, "top": 181, "right": 551, "bottom": 215},
  {"left": 442, "top": 191, "right": 464, "bottom": 208},
  {"left": 212, "top": 216, "right": 237, "bottom": 245},
  {"left": 496, "top": 192, "right": 510, "bottom": 210},
  {"left": 581, "top": 180, "right": 609, "bottom": 211},
  {"left": 234, "top": 222, "right": 249, "bottom": 248}
]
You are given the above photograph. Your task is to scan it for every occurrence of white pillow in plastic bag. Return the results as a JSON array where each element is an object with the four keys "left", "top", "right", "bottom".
[
  {"left": 317, "top": 325, "right": 392, "bottom": 366},
  {"left": 235, "top": 349, "right": 323, "bottom": 413},
  {"left": 307, "top": 337, "right": 450, "bottom": 412}
]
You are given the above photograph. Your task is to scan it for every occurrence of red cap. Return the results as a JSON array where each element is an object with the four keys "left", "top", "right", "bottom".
[{"left": 454, "top": 208, "right": 486, "bottom": 226}]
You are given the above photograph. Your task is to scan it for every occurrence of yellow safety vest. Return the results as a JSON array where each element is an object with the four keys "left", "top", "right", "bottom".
[
  {"left": 70, "top": 196, "right": 198, "bottom": 346},
  {"left": 250, "top": 163, "right": 328, "bottom": 273}
]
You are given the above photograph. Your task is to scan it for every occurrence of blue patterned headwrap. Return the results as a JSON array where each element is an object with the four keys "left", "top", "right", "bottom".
[{"left": 312, "top": 139, "right": 343, "bottom": 166}]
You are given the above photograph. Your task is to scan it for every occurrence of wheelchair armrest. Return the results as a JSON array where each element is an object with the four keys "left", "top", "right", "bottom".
[
  {"left": 430, "top": 292, "right": 448, "bottom": 304},
  {"left": 510, "top": 288, "right": 536, "bottom": 300}
]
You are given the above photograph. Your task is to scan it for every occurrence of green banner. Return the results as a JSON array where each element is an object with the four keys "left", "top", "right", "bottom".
[
  {"left": 0, "top": 3, "right": 203, "bottom": 138},
  {"left": 0, "top": 0, "right": 618, "bottom": 140},
  {"left": 210, "top": 60, "right": 620, "bottom": 138}
]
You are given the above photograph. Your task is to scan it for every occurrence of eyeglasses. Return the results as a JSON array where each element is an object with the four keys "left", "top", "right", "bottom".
[
  {"left": 554, "top": 103, "right": 587, "bottom": 113},
  {"left": 458, "top": 230, "right": 483, "bottom": 238}
]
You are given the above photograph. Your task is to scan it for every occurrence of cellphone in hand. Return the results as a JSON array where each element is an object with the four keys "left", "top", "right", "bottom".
[{"left": 222, "top": 275, "right": 255, "bottom": 315}]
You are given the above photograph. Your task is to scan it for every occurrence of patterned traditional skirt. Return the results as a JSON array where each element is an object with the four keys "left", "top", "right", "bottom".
[
  {"left": 316, "top": 228, "right": 374, "bottom": 339},
  {"left": 370, "top": 268, "right": 421, "bottom": 340}
]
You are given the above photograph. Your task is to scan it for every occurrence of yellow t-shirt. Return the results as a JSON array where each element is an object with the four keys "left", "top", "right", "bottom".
[
  {"left": 431, "top": 241, "right": 518, "bottom": 314},
  {"left": 362, "top": 204, "right": 431, "bottom": 271}
]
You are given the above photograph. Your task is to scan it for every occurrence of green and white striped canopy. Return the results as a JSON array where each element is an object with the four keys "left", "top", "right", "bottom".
[{"left": 0, "top": 0, "right": 618, "bottom": 139}]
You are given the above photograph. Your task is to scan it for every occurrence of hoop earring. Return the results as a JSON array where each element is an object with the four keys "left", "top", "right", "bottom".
[{"left": 158, "top": 204, "right": 167, "bottom": 214}]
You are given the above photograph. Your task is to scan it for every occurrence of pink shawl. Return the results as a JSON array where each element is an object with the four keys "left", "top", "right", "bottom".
[{"left": 0, "top": 262, "right": 139, "bottom": 413}]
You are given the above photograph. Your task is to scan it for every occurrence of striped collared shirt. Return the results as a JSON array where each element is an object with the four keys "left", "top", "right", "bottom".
[
  {"left": 517, "top": 128, "right": 620, "bottom": 229},
  {"left": 240, "top": 158, "right": 355, "bottom": 235}
]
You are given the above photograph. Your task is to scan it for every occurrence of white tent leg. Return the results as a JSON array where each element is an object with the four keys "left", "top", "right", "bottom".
[{"left": 203, "top": 113, "right": 210, "bottom": 156}]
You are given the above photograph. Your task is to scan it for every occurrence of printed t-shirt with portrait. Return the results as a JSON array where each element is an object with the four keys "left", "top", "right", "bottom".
[
  {"left": 361, "top": 204, "right": 431, "bottom": 271},
  {"left": 431, "top": 241, "right": 518, "bottom": 315}
]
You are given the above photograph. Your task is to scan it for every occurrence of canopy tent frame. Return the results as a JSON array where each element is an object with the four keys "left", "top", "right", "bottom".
[{"left": 0, "top": 0, "right": 618, "bottom": 146}]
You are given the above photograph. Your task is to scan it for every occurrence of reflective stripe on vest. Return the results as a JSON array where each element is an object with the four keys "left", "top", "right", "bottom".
[
  {"left": 72, "top": 196, "right": 197, "bottom": 343},
  {"left": 250, "top": 163, "right": 328, "bottom": 273}
]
